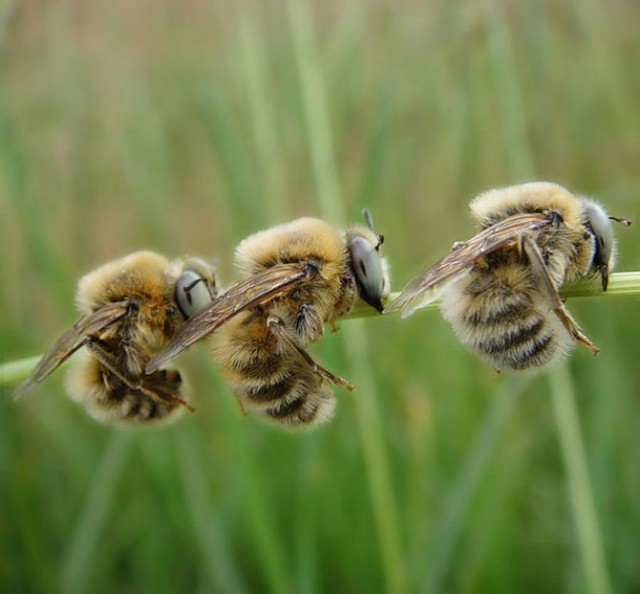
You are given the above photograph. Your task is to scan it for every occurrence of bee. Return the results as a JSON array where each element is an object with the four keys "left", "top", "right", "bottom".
[
  {"left": 14, "top": 251, "right": 218, "bottom": 424},
  {"left": 146, "top": 212, "right": 389, "bottom": 428},
  {"left": 384, "top": 182, "right": 631, "bottom": 370}
]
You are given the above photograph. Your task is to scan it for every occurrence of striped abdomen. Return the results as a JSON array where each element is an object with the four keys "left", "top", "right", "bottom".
[
  {"left": 441, "top": 264, "right": 573, "bottom": 370},
  {"left": 212, "top": 313, "right": 336, "bottom": 428},
  {"left": 65, "top": 351, "right": 184, "bottom": 423}
]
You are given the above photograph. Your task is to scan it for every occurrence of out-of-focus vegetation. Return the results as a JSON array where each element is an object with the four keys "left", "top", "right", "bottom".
[{"left": 0, "top": 0, "right": 638, "bottom": 592}]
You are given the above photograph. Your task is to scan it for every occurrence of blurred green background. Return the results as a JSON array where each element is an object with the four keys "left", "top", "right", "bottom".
[{"left": 1, "top": 0, "right": 638, "bottom": 592}]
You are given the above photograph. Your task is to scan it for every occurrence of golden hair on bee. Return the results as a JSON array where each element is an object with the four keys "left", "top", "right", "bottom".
[
  {"left": 15, "top": 250, "right": 219, "bottom": 424},
  {"left": 470, "top": 181, "right": 585, "bottom": 229},
  {"left": 146, "top": 212, "right": 390, "bottom": 429},
  {"left": 385, "top": 182, "right": 630, "bottom": 371}
]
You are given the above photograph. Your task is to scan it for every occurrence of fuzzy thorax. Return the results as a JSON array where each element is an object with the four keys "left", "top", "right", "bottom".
[
  {"left": 234, "top": 218, "right": 348, "bottom": 277},
  {"left": 470, "top": 182, "right": 584, "bottom": 229}
]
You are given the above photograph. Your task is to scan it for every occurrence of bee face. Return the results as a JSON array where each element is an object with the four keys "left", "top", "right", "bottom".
[
  {"left": 175, "top": 258, "right": 219, "bottom": 318},
  {"left": 146, "top": 212, "right": 390, "bottom": 429},
  {"left": 581, "top": 198, "right": 617, "bottom": 290},
  {"left": 386, "top": 183, "right": 629, "bottom": 371},
  {"left": 346, "top": 226, "right": 388, "bottom": 312},
  {"left": 15, "top": 251, "right": 218, "bottom": 425}
]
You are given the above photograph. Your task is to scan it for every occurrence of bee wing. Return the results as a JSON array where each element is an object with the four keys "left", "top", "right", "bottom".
[
  {"left": 384, "top": 213, "right": 552, "bottom": 317},
  {"left": 145, "top": 262, "right": 317, "bottom": 374},
  {"left": 13, "top": 302, "right": 129, "bottom": 399}
]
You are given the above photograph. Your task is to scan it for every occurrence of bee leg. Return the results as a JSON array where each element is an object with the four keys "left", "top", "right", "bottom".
[
  {"left": 83, "top": 337, "right": 195, "bottom": 412},
  {"left": 329, "top": 320, "right": 340, "bottom": 332},
  {"left": 266, "top": 315, "right": 355, "bottom": 392},
  {"left": 520, "top": 234, "right": 600, "bottom": 355},
  {"left": 117, "top": 340, "right": 195, "bottom": 410},
  {"left": 293, "top": 303, "right": 325, "bottom": 342},
  {"left": 83, "top": 336, "right": 142, "bottom": 386},
  {"left": 142, "top": 369, "right": 196, "bottom": 413},
  {"left": 236, "top": 399, "right": 248, "bottom": 416}
]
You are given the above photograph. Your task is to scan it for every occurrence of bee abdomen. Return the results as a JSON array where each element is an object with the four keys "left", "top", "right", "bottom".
[
  {"left": 264, "top": 384, "right": 335, "bottom": 427},
  {"left": 116, "top": 392, "right": 178, "bottom": 422},
  {"left": 65, "top": 354, "right": 183, "bottom": 424},
  {"left": 473, "top": 317, "right": 558, "bottom": 370},
  {"left": 221, "top": 351, "right": 293, "bottom": 404},
  {"left": 246, "top": 374, "right": 296, "bottom": 403},
  {"left": 462, "top": 294, "right": 533, "bottom": 327},
  {"left": 213, "top": 315, "right": 337, "bottom": 428},
  {"left": 237, "top": 372, "right": 336, "bottom": 427},
  {"left": 445, "top": 273, "right": 566, "bottom": 370},
  {"left": 212, "top": 323, "right": 331, "bottom": 425}
]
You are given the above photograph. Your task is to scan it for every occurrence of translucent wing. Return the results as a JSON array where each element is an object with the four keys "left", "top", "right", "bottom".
[
  {"left": 13, "top": 301, "right": 129, "bottom": 399},
  {"left": 145, "top": 262, "right": 318, "bottom": 373},
  {"left": 384, "top": 213, "right": 552, "bottom": 317}
]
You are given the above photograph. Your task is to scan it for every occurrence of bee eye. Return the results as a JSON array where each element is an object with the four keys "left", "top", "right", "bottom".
[
  {"left": 349, "top": 236, "right": 385, "bottom": 312},
  {"left": 581, "top": 198, "right": 618, "bottom": 291},
  {"left": 176, "top": 271, "right": 214, "bottom": 318}
]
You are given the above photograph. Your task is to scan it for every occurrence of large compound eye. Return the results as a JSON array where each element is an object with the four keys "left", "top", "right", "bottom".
[
  {"left": 350, "top": 236, "right": 386, "bottom": 312},
  {"left": 582, "top": 199, "right": 616, "bottom": 291},
  {"left": 176, "top": 271, "right": 214, "bottom": 318}
]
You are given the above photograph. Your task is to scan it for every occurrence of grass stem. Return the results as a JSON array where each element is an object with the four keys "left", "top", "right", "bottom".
[
  {"left": 549, "top": 364, "right": 612, "bottom": 594},
  {"left": 62, "top": 430, "right": 134, "bottom": 594},
  {"left": 422, "top": 375, "right": 529, "bottom": 593},
  {"left": 287, "top": 1, "right": 407, "bottom": 591},
  {"left": 1, "top": 271, "right": 638, "bottom": 387}
]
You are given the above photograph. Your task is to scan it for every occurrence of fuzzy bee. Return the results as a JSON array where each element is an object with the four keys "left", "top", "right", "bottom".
[
  {"left": 146, "top": 212, "right": 389, "bottom": 428},
  {"left": 384, "top": 182, "right": 630, "bottom": 370},
  {"left": 14, "top": 251, "right": 218, "bottom": 424}
]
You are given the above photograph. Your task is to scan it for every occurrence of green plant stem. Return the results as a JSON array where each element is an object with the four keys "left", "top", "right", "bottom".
[
  {"left": 62, "top": 430, "right": 134, "bottom": 594},
  {"left": 287, "top": 1, "right": 407, "bottom": 592},
  {"left": 175, "top": 429, "right": 247, "bottom": 594},
  {"left": 549, "top": 364, "right": 612, "bottom": 594},
  {"left": 347, "top": 270, "right": 640, "bottom": 319},
  {"left": 0, "top": 355, "right": 42, "bottom": 387},
  {"left": 1, "top": 271, "right": 638, "bottom": 387},
  {"left": 561, "top": 271, "right": 640, "bottom": 298},
  {"left": 422, "top": 374, "right": 530, "bottom": 593}
]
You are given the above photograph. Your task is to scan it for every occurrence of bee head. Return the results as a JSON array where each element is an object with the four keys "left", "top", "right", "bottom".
[
  {"left": 346, "top": 210, "right": 389, "bottom": 312},
  {"left": 581, "top": 198, "right": 631, "bottom": 291},
  {"left": 175, "top": 261, "right": 218, "bottom": 318}
]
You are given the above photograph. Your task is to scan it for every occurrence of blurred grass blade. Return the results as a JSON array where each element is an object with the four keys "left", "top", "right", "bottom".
[
  {"left": 293, "top": 439, "right": 320, "bottom": 594},
  {"left": 201, "top": 364, "right": 291, "bottom": 594},
  {"left": 0, "top": 355, "right": 42, "bottom": 388},
  {"left": 549, "top": 364, "right": 612, "bottom": 594},
  {"left": 0, "top": 0, "right": 18, "bottom": 51},
  {"left": 422, "top": 374, "right": 529, "bottom": 594},
  {"left": 287, "top": 0, "right": 407, "bottom": 592},
  {"left": 355, "top": 92, "right": 394, "bottom": 211},
  {"left": 238, "top": 8, "right": 288, "bottom": 223},
  {"left": 346, "top": 319, "right": 409, "bottom": 594},
  {"left": 176, "top": 430, "right": 247, "bottom": 594},
  {"left": 480, "top": 0, "right": 534, "bottom": 180},
  {"left": 480, "top": 2, "right": 613, "bottom": 589},
  {"left": 287, "top": 0, "right": 342, "bottom": 218},
  {"left": 62, "top": 430, "right": 134, "bottom": 594}
]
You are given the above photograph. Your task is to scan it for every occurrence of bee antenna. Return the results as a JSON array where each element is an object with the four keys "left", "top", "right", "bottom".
[
  {"left": 608, "top": 216, "right": 632, "bottom": 227},
  {"left": 363, "top": 208, "right": 375, "bottom": 232}
]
